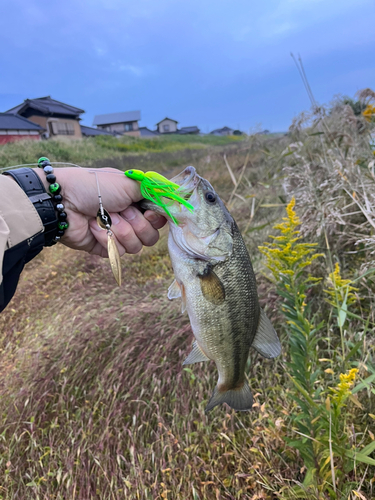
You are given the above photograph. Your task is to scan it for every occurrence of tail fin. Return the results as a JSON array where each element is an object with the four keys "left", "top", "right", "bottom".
[{"left": 205, "top": 381, "right": 253, "bottom": 413}]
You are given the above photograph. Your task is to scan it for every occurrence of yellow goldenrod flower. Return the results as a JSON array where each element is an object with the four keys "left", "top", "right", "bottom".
[
  {"left": 363, "top": 104, "right": 375, "bottom": 122},
  {"left": 331, "top": 368, "right": 358, "bottom": 407},
  {"left": 324, "top": 262, "right": 357, "bottom": 307},
  {"left": 259, "top": 197, "right": 323, "bottom": 283}
]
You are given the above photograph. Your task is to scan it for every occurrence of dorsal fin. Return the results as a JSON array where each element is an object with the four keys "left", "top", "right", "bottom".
[{"left": 252, "top": 308, "right": 281, "bottom": 359}]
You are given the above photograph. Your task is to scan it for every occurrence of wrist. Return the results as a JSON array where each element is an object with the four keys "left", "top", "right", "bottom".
[
  {"left": 33, "top": 168, "right": 50, "bottom": 192},
  {"left": 35, "top": 158, "right": 69, "bottom": 242},
  {"left": 3, "top": 167, "right": 59, "bottom": 247}
]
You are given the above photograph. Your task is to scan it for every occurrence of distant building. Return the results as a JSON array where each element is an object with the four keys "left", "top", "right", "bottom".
[
  {"left": 0, "top": 113, "right": 44, "bottom": 145},
  {"left": 139, "top": 127, "right": 159, "bottom": 137},
  {"left": 210, "top": 126, "right": 234, "bottom": 136},
  {"left": 6, "top": 96, "right": 84, "bottom": 139},
  {"left": 178, "top": 126, "right": 200, "bottom": 135},
  {"left": 156, "top": 117, "right": 178, "bottom": 134},
  {"left": 93, "top": 111, "right": 141, "bottom": 137},
  {"left": 80, "top": 125, "right": 114, "bottom": 137}
]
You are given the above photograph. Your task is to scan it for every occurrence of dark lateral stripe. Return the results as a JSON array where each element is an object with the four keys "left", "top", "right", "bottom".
[{"left": 226, "top": 228, "right": 260, "bottom": 388}]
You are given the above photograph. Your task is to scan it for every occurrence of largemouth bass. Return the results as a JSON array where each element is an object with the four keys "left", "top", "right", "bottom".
[{"left": 142, "top": 166, "right": 281, "bottom": 412}]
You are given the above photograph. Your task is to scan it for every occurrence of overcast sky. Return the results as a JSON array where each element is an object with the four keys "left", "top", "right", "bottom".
[{"left": 0, "top": 0, "right": 374, "bottom": 132}]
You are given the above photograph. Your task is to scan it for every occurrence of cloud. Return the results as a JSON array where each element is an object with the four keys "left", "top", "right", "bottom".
[{"left": 117, "top": 64, "right": 145, "bottom": 77}]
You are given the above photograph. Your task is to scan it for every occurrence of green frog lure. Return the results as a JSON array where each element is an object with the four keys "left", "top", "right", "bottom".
[{"left": 124, "top": 169, "right": 194, "bottom": 224}]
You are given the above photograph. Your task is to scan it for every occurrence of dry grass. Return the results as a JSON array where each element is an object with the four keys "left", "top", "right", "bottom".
[
  {"left": 1, "top": 120, "right": 374, "bottom": 499},
  {"left": 0, "top": 139, "right": 292, "bottom": 499}
]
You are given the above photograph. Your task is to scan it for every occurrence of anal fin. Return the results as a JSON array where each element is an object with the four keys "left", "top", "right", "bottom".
[
  {"left": 183, "top": 341, "right": 210, "bottom": 365},
  {"left": 252, "top": 308, "right": 281, "bottom": 359}
]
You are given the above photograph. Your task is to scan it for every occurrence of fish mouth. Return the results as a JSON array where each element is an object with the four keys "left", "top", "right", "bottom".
[
  {"left": 138, "top": 166, "right": 202, "bottom": 222},
  {"left": 171, "top": 166, "right": 201, "bottom": 195}
]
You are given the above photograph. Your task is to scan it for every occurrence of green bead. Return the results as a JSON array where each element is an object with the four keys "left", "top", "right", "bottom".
[
  {"left": 58, "top": 221, "right": 69, "bottom": 231},
  {"left": 38, "top": 156, "right": 50, "bottom": 167},
  {"left": 49, "top": 183, "right": 60, "bottom": 194}
]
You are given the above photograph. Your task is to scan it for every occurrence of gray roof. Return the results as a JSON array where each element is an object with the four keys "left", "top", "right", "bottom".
[
  {"left": 178, "top": 126, "right": 200, "bottom": 134},
  {"left": 156, "top": 117, "right": 178, "bottom": 125},
  {"left": 210, "top": 126, "right": 234, "bottom": 135},
  {"left": 139, "top": 127, "right": 159, "bottom": 137},
  {"left": 81, "top": 125, "right": 114, "bottom": 137},
  {"left": 0, "top": 113, "right": 44, "bottom": 131},
  {"left": 6, "top": 96, "right": 84, "bottom": 117},
  {"left": 93, "top": 111, "right": 141, "bottom": 126}
]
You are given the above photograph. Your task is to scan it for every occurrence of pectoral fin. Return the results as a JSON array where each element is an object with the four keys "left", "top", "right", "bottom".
[
  {"left": 198, "top": 267, "right": 225, "bottom": 305},
  {"left": 168, "top": 279, "right": 181, "bottom": 300},
  {"left": 252, "top": 308, "right": 281, "bottom": 359},
  {"left": 168, "top": 279, "right": 187, "bottom": 313},
  {"left": 183, "top": 341, "right": 210, "bottom": 365}
]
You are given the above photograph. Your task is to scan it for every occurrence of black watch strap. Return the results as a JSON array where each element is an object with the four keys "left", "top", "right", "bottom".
[{"left": 3, "top": 167, "right": 58, "bottom": 247}]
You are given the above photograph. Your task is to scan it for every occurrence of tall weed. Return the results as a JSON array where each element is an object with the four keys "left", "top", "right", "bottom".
[{"left": 260, "top": 198, "right": 375, "bottom": 499}]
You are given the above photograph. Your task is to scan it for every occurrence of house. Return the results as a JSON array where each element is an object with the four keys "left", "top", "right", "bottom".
[
  {"left": 177, "top": 126, "right": 200, "bottom": 135},
  {"left": 93, "top": 111, "right": 141, "bottom": 137},
  {"left": 80, "top": 125, "right": 114, "bottom": 137},
  {"left": 156, "top": 117, "right": 178, "bottom": 134},
  {"left": 6, "top": 96, "right": 84, "bottom": 139},
  {"left": 139, "top": 127, "right": 159, "bottom": 137},
  {"left": 210, "top": 126, "right": 235, "bottom": 136},
  {"left": 0, "top": 113, "right": 44, "bottom": 145}
]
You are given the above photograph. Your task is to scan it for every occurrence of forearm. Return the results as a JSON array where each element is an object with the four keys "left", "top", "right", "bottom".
[{"left": 0, "top": 174, "right": 45, "bottom": 312}]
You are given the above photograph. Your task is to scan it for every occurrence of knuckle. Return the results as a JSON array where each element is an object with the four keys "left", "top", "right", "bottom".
[
  {"left": 119, "top": 222, "right": 133, "bottom": 239},
  {"left": 127, "top": 241, "right": 143, "bottom": 254},
  {"left": 134, "top": 219, "right": 149, "bottom": 234},
  {"left": 143, "top": 231, "right": 159, "bottom": 247}
]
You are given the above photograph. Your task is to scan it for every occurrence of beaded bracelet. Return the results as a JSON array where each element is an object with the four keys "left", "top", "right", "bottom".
[{"left": 37, "top": 157, "right": 69, "bottom": 242}]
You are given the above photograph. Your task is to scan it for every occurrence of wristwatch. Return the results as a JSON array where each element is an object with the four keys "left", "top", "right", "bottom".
[{"left": 3, "top": 167, "right": 58, "bottom": 247}]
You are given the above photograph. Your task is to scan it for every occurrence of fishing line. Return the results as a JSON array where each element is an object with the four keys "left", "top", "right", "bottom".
[
  {"left": 0, "top": 161, "right": 127, "bottom": 175},
  {"left": 0, "top": 163, "right": 39, "bottom": 172}
]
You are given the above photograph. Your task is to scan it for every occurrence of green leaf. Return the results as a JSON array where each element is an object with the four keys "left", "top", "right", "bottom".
[
  {"left": 344, "top": 340, "right": 363, "bottom": 363},
  {"left": 337, "top": 286, "right": 349, "bottom": 327},
  {"left": 287, "top": 374, "right": 319, "bottom": 408},
  {"left": 351, "top": 267, "right": 375, "bottom": 283},
  {"left": 345, "top": 449, "right": 375, "bottom": 466},
  {"left": 352, "top": 373, "right": 375, "bottom": 394},
  {"left": 345, "top": 310, "right": 375, "bottom": 326},
  {"left": 360, "top": 439, "right": 375, "bottom": 457}
]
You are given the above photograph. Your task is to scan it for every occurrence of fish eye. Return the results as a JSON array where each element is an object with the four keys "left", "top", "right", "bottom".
[{"left": 205, "top": 192, "right": 216, "bottom": 203}]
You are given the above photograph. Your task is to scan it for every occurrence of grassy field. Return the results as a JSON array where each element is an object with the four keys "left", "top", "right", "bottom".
[
  {"left": 0, "top": 134, "right": 243, "bottom": 172},
  {"left": 0, "top": 97, "right": 375, "bottom": 499}
]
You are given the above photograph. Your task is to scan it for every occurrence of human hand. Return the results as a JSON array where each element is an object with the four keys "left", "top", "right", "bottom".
[{"left": 35, "top": 167, "right": 167, "bottom": 257}]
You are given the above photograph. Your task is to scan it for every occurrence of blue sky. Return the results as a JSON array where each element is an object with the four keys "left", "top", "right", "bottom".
[{"left": 0, "top": 0, "right": 374, "bottom": 132}]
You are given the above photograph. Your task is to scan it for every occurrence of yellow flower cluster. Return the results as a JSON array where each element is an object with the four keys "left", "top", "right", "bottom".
[
  {"left": 325, "top": 262, "right": 357, "bottom": 307},
  {"left": 363, "top": 104, "right": 375, "bottom": 122},
  {"left": 259, "top": 197, "right": 323, "bottom": 282},
  {"left": 331, "top": 368, "right": 358, "bottom": 406}
]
